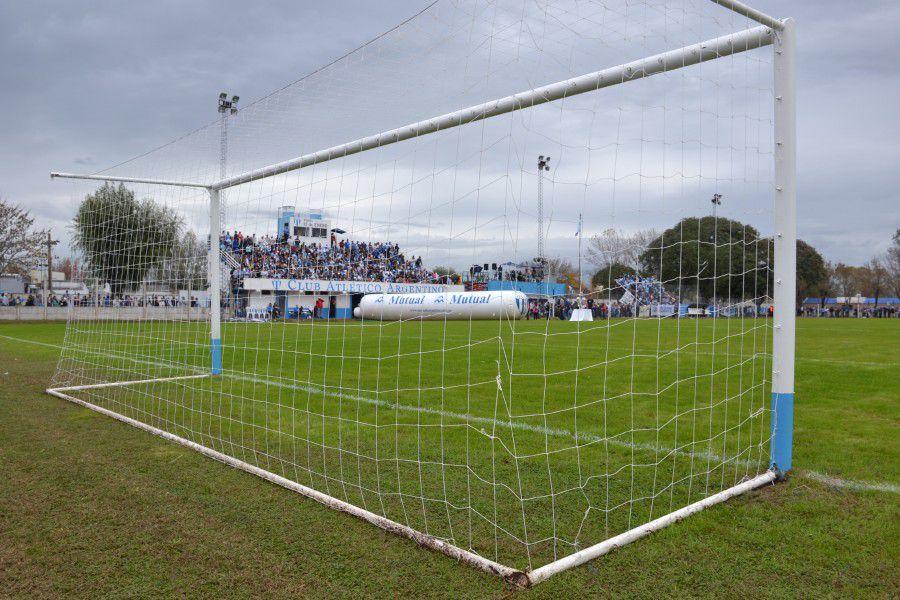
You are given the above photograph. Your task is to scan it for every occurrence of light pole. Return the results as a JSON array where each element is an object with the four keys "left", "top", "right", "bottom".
[
  {"left": 218, "top": 92, "right": 239, "bottom": 179},
  {"left": 216, "top": 93, "right": 238, "bottom": 327},
  {"left": 710, "top": 193, "right": 722, "bottom": 312},
  {"left": 576, "top": 213, "right": 583, "bottom": 299},
  {"left": 537, "top": 155, "right": 550, "bottom": 294}
]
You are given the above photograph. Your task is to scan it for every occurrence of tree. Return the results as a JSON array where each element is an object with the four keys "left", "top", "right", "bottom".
[
  {"left": 794, "top": 239, "right": 830, "bottom": 304},
  {"left": 639, "top": 216, "right": 770, "bottom": 303},
  {"left": 0, "top": 198, "right": 47, "bottom": 277},
  {"left": 859, "top": 257, "right": 888, "bottom": 306},
  {"left": 591, "top": 262, "right": 636, "bottom": 289},
  {"left": 543, "top": 256, "right": 580, "bottom": 291},
  {"left": 885, "top": 229, "right": 900, "bottom": 299},
  {"left": 155, "top": 229, "right": 206, "bottom": 292},
  {"left": 811, "top": 261, "right": 836, "bottom": 308},
  {"left": 830, "top": 262, "right": 861, "bottom": 299},
  {"left": 544, "top": 256, "right": 575, "bottom": 279},
  {"left": 59, "top": 257, "right": 79, "bottom": 281},
  {"left": 433, "top": 265, "right": 459, "bottom": 278},
  {"left": 585, "top": 227, "right": 658, "bottom": 270},
  {"left": 72, "top": 183, "right": 182, "bottom": 294}
]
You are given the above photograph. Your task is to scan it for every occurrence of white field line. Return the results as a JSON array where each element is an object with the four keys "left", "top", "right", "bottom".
[
  {"left": 3, "top": 333, "right": 897, "bottom": 494},
  {"left": 4, "top": 332, "right": 896, "bottom": 369},
  {"left": 0, "top": 334, "right": 64, "bottom": 350},
  {"left": 803, "top": 471, "right": 900, "bottom": 494}
]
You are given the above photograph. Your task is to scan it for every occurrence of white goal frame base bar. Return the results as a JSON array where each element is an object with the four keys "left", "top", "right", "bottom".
[{"left": 46, "top": 376, "right": 776, "bottom": 587}]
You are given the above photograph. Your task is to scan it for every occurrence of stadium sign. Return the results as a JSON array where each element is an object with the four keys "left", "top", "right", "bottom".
[{"left": 241, "top": 278, "right": 464, "bottom": 294}]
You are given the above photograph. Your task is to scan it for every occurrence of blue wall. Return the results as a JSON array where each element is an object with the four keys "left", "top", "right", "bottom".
[{"left": 277, "top": 211, "right": 293, "bottom": 236}]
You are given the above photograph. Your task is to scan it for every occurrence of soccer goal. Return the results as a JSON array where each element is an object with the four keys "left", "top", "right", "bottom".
[{"left": 48, "top": 0, "right": 795, "bottom": 585}]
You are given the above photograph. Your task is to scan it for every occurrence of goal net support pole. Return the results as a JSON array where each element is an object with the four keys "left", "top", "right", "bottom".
[
  {"left": 208, "top": 188, "right": 222, "bottom": 375},
  {"left": 770, "top": 17, "right": 797, "bottom": 475},
  {"left": 48, "top": 175, "right": 224, "bottom": 376}
]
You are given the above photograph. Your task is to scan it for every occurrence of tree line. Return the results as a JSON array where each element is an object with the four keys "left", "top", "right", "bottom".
[
  {"left": 1, "top": 188, "right": 897, "bottom": 306},
  {"left": 569, "top": 218, "right": 900, "bottom": 306},
  {"left": 71, "top": 183, "right": 206, "bottom": 294}
]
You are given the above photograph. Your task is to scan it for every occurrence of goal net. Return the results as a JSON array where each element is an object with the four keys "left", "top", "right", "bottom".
[{"left": 49, "top": 0, "right": 793, "bottom": 584}]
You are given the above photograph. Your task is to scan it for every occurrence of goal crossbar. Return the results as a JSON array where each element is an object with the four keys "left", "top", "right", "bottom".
[
  {"left": 711, "top": 0, "right": 784, "bottom": 31},
  {"left": 212, "top": 25, "right": 775, "bottom": 190},
  {"left": 50, "top": 25, "right": 776, "bottom": 192},
  {"left": 49, "top": 171, "right": 210, "bottom": 189}
]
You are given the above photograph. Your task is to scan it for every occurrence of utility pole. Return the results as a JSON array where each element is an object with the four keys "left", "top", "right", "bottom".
[{"left": 44, "top": 231, "right": 58, "bottom": 308}]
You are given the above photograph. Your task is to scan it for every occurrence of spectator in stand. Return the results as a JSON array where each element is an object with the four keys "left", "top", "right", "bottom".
[
  {"left": 220, "top": 231, "right": 441, "bottom": 286},
  {"left": 614, "top": 274, "right": 676, "bottom": 307}
]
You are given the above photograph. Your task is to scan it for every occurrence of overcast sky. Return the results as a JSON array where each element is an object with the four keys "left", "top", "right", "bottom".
[{"left": 1, "top": 0, "right": 898, "bottom": 267}]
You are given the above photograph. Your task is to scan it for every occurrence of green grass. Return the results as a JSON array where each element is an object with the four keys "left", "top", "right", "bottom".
[
  {"left": 52, "top": 317, "right": 776, "bottom": 570},
  {"left": 1, "top": 318, "right": 898, "bottom": 598}
]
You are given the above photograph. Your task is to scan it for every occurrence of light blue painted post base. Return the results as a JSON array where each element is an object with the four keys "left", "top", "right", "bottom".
[
  {"left": 211, "top": 338, "right": 222, "bottom": 375},
  {"left": 770, "top": 392, "right": 794, "bottom": 476}
]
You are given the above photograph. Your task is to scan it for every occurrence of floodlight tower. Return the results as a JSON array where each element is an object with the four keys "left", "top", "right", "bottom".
[
  {"left": 537, "top": 155, "right": 550, "bottom": 290},
  {"left": 218, "top": 92, "right": 239, "bottom": 178},
  {"left": 211, "top": 92, "right": 237, "bottom": 374},
  {"left": 711, "top": 192, "right": 722, "bottom": 219}
]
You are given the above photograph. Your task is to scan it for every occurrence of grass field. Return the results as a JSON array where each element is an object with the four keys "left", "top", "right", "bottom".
[{"left": 1, "top": 318, "right": 898, "bottom": 598}]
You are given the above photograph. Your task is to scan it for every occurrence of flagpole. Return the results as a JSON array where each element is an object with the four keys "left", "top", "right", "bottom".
[{"left": 577, "top": 213, "right": 583, "bottom": 300}]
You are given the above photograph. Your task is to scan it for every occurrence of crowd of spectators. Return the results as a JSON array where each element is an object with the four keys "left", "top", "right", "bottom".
[
  {"left": 0, "top": 293, "right": 79, "bottom": 307},
  {"left": 501, "top": 270, "right": 543, "bottom": 283},
  {"left": 0, "top": 293, "right": 201, "bottom": 308},
  {"left": 221, "top": 231, "right": 446, "bottom": 284},
  {"left": 524, "top": 297, "right": 636, "bottom": 320},
  {"left": 468, "top": 263, "right": 544, "bottom": 283},
  {"left": 801, "top": 304, "right": 897, "bottom": 318},
  {"left": 0, "top": 293, "right": 43, "bottom": 307},
  {"left": 614, "top": 274, "right": 677, "bottom": 306}
]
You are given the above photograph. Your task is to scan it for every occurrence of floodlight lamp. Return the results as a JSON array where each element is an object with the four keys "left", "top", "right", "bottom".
[
  {"left": 232, "top": 95, "right": 239, "bottom": 103},
  {"left": 219, "top": 92, "right": 227, "bottom": 100}
]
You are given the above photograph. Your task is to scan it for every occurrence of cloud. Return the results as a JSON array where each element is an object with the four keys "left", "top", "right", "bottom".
[{"left": 1, "top": 0, "right": 897, "bottom": 266}]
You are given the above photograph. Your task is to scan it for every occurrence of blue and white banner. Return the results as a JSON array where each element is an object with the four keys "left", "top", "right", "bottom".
[
  {"left": 649, "top": 304, "right": 677, "bottom": 317},
  {"left": 241, "top": 278, "right": 465, "bottom": 295}
]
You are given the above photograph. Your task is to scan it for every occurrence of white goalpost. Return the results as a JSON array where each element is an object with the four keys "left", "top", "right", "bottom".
[{"left": 49, "top": 0, "right": 794, "bottom": 585}]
